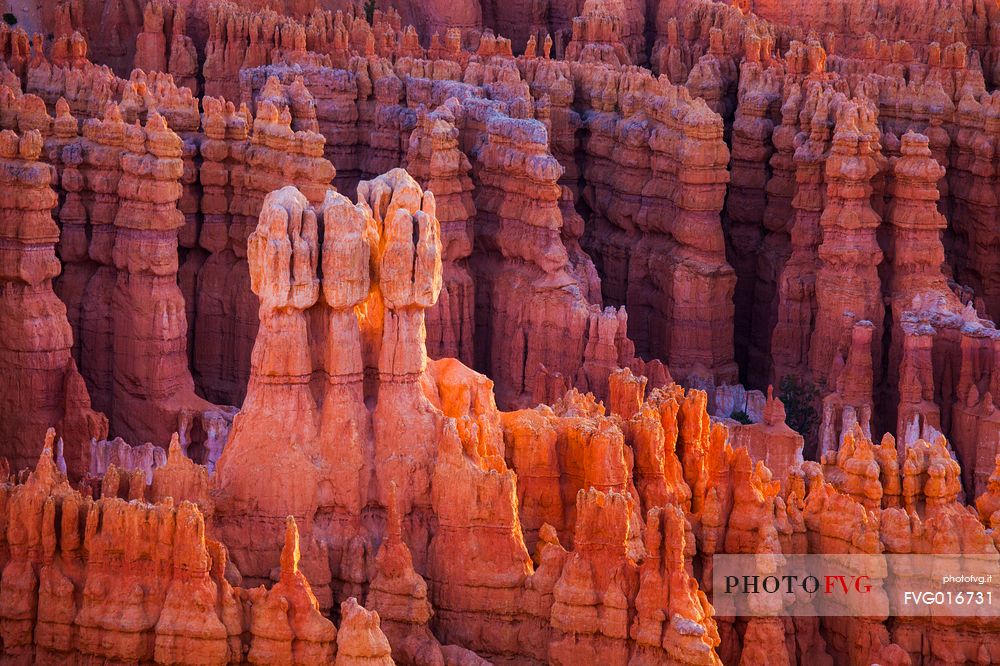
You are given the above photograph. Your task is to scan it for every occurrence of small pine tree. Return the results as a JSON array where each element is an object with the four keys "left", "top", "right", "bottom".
[
  {"left": 3, "top": 13, "right": 17, "bottom": 26},
  {"left": 364, "top": 0, "right": 376, "bottom": 24},
  {"left": 778, "top": 375, "right": 819, "bottom": 443}
]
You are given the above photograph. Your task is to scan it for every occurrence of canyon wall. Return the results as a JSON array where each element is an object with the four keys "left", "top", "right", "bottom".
[{"left": 0, "top": 0, "right": 998, "bottom": 664}]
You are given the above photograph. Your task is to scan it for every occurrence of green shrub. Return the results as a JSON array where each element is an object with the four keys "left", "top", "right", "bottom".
[
  {"left": 3, "top": 13, "right": 17, "bottom": 26},
  {"left": 364, "top": 0, "right": 376, "bottom": 24},
  {"left": 729, "top": 409, "right": 752, "bottom": 425}
]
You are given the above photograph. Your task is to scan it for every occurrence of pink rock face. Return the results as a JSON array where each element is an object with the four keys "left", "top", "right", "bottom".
[
  {"left": 0, "top": 127, "right": 107, "bottom": 477},
  {"left": 199, "top": 20, "right": 657, "bottom": 408},
  {"left": 247, "top": 516, "right": 338, "bottom": 663},
  {"left": 334, "top": 598, "right": 392, "bottom": 665},
  {"left": 134, "top": 0, "right": 170, "bottom": 76},
  {"left": 55, "top": 104, "right": 231, "bottom": 456},
  {"left": 200, "top": 2, "right": 338, "bottom": 103},
  {"left": 0, "top": 432, "right": 404, "bottom": 664},
  {"left": 747, "top": 81, "right": 800, "bottom": 387},
  {"left": 727, "top": 67, "right": 781, "bottom": 384},
  {"left": 747, "top": 0, "right": 1000, "bottom": 86},
  {"left": 572, "top": 66, "right": 735, "bottom": 384},
  {"left": 808, "top": 101, "right": 886, "bottom": 392},
  {"left": 6, "top": 3, "right": 1000, "bottom": 665},
  {"left": 211, "top": 184, "right": 333, "bottom": 591},
  {"left": 0, "top": 69, "right": 235, "bottom": 469},
  {"left": 404, "top": 103, "right": 475, "bottom": 366},
  {"left": 470, "top": 101, "right": 635, "bottom": 407},
  {"left": 212, "top": 170, "right": 446, "bottom": 605},
  {"left": 563, "top": 0, "right": 632, "bottom": 66},
  {"left": 3, "top": 363, "right": 1000, "bottom": 665},
  {"left": 391, "top": 0, "right": 483, "bottom": 45},
  {"left": 191, "top": 95, "right": 334, "bottom": 408},
  {"left": 770, "top": 82, "right": 839, "bottom": 387},
  {"left": 192, "top": 96, "right": 253, "bottom": 406},
  {"left": 208, "top": 170, "right": 723, "bottom": 662},
  {"left": 109, "top": 112, "right": 216, "bottom": 442},
  {"left": 884, "top": 132, "right": 955, "bottom": 441},
  {"left": 0, "top": 431, "right": 240, "bottom": 663},
  {"left": 134, "top": 0, "right": 199, "bottom": 95},
  {"left": 149, "top": 433, "right": 214, "bottom": 514},
  {"left": 366, "top": 482, "right": 441, "bottom": 663},
  {"left": 729, "top": 387, "right": 804, "bottom": 487}
]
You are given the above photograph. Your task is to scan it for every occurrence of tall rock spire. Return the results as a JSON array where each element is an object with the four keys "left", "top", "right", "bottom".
[{"left": 0, "top": 127, "right": 107, "bottom": 476}]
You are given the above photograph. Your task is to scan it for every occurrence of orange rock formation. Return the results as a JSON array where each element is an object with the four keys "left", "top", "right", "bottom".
[{"left": 0, "top": 1, "right": 999, "bottom": 664}]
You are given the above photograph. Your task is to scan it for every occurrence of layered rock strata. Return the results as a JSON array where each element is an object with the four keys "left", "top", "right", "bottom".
[
  {"left": 0, "top": 127, "right": 107, "bottom": 477},
  {"left": 0, "top": 431, "right": 397, "bottom": 664}
]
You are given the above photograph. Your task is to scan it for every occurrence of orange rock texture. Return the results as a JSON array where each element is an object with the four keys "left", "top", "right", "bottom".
[{"left": 0, "top": 0, "right": 998, "bottom": 664}]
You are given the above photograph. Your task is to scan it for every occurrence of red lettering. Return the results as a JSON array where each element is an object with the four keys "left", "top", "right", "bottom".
[{"left": 824, "top": 575, "right": 848, "bottom": 594}]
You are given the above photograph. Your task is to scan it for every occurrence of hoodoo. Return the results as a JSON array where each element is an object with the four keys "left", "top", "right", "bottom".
[{"left": 0, "top": 0, "right": 998, "bottom": 664}]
